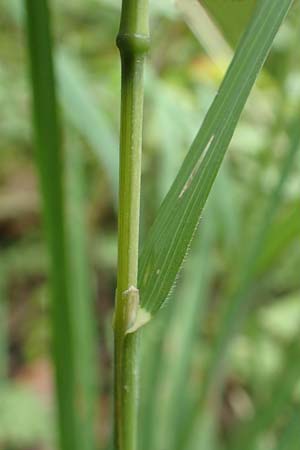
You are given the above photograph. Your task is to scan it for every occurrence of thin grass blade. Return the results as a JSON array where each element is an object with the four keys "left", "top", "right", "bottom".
[
  {"left": 65, "top": 134, "right": 98, "bottom": 450},
  {"left": 255, "top": 204, "right": 300, "bottom": 275},
  {"left": 199, "top": 0, "right": 257, "bottom": 46},
  {"left": 132, "top": 0, "right": 294, "bottom": 330},
  {"left": 24, "top": 2, "right": 77, "bottom": 449},
  {"left": 5, "top": 1, "right": 119, "bottom": 204},
  {"left": 205, "top": 111, "right": 300, "bottom": 384},
  {"left": 176, "top": 109, "right": 300, "bottom": 450},
  {"left": 57, "top": 52, "right": 119, "bottom": 203}
]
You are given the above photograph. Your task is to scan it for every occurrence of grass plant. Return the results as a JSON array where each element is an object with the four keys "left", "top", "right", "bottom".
[{"left": 18, "top": 0, "right": 298, "bottom": 450}]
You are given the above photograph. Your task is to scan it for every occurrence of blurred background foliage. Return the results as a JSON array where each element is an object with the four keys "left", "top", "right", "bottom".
[{"left": 0, "top": 1, "right": 300, "bottom": 450}]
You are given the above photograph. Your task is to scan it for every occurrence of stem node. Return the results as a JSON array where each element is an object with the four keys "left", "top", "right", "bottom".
[{"left": 116, "top": 33, "right": 150, "bottom": 58}]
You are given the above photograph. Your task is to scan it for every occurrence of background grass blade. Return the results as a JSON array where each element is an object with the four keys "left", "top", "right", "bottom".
[
  {"left": 139, "top": 308, "right": 171, "bottom": 450},
  {"left": 65, "top": 133, "right": 98, "bottom": 450},
  {"left": 230, "top": 338, "right": 300, "bottom": 450},
  {"left": 199, "top": 0, "right": 257, "bottom": 46},
  {"left": 154, "top": 217, "right": 214, "bottom": 450},
  {"left": 57, "top": 52, "right": 119, "bottom": 204},
  {"left": 24, "top": 1, "right": 78, "bottom": 449},
  {"left": 139, "top": 163, "right": 237, "bottom": 450},
  {"left": 4, "top": 0, "right": 119, "bottom": 205},
  {"left": 176, "top": 109, "right": 300, "bottom": 450},
  {"left": 135, "top": 0, "right": 294, "bottom": 327},
  {"left": 177, "top": 0, "right": 232, "bottom": 64},
  {"left": 203, "top": 111, "right": 300, "bottom": 385},
  {"left": 254, "top": 204, "right": 300, "bottom": 276}
]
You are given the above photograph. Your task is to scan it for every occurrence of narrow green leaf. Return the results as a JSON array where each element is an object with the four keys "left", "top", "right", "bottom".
[
  {"left": 255, "top": 204, "right": 300, "bottom": 275},
  {"left": 24, "top": 2, "right": 77, "bottom": 449},
  {"left": 199, "top": 0, "right": 258, "bottom": 46},
  {"left": 56, "top": 51, "right": 119, "bottom": 203},
  {"left": 4, "top": 1, "right": 119, "bottom": 204},
  {"left": 135, "top": 0, "right": 293, "bottom": 326},
  {"left": 65, "top": 135, "right": 98, "bottom": 450}
]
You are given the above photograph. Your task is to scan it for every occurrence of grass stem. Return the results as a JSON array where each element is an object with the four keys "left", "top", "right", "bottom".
[{"left": 114, "top": 1, "right": 150, "bottom": 449}]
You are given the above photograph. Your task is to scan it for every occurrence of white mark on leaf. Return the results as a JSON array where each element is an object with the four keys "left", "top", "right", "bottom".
[{"left": 178, "top": 135, "right": 215, "bottom": 199}]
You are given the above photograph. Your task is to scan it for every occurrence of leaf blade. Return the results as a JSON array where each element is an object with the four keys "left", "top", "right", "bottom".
[
  {"left": 24, "top": 1, "right": 78, "bottom": 449},
  {"left": 136, "top": 0, "right": 294, "bottom": 322}
]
